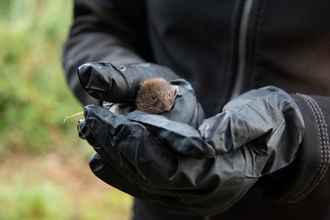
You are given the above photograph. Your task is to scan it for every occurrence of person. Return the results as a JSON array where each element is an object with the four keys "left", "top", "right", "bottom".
[{"left": 62, "top": 0, "right": 330, "bottom": 219}]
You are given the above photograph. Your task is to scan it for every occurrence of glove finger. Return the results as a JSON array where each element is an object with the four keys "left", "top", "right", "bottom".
[
  {"left": 83, "top": 105, "right": 183, "bottom": 186},
  {"left": 161, "top": 79, "right": 205, "bottom": 129},
  {"left": 198, "top": 110, "right": 273, "bottom": 155},
  {"left": 198, "top": 86, "right": 304, "bottom": 174},
  {"left": 78, "top": 62, "right": 179, "bottom": 103},
  {"left": 199, "top": 87, "right": 283, "bottom": 154},
  {"left": 127, "top": 111, "right": 215, "bottom": 159},
  {"left": 80, "top": 106, "right": 179, "bottom": 196},
  {"left": 82, "top": 106, "right": 185, "bottom": 197},
  {"left": 89, "top": 153, "right": 180, "bottom": 206},
  {"left": 90, "top": 153, "right": 214, "bottom": 216},
  {"left": 77, "top": 118, "right": 104, "bottom": 151},
  {"left": 78, "top": 115, "right": 126, "bottom": 168}
]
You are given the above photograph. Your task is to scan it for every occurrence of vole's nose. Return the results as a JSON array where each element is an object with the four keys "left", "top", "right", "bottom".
[{"left": 162, "top": 103, "right": 171, "bottom": 111}]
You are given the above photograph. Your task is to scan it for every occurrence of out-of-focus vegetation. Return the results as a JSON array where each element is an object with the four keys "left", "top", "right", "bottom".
[{"left": 0, "top": 0, "right": 133, "bottom": 219}]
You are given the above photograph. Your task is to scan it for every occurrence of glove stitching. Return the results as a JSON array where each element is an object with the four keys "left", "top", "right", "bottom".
[{"left": 291, "top": 94, "right": 330, "bottom": 202}]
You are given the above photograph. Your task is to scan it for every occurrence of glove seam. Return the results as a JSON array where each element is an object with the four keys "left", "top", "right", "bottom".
[{"left": 291, "top": 94, "right": 330, "bottom": 202}]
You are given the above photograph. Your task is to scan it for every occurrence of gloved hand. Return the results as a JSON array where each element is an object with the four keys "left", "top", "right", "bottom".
[
  {"left": 77, "top": 63, "right": 305, "bottom": 216},
  {"left": 78, "top": 62, "right": 207, "bottom": 155},
  {"left": 78, "top": 62, "right": 205, "bottom": 127}
]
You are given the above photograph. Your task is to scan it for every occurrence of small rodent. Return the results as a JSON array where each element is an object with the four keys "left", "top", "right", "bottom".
[{"left": 135, "top": 77, "right": 177, "bottom": 114}]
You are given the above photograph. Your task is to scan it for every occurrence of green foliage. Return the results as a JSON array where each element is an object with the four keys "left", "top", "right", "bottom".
[
  {"left": 79, "top": 189, "right": 133, "bottom": 220},
  {"left": 0, "top": 0, "right": 83, "bottom": 155},
  {"left": 0, "top": 169, "right": 133, "bottom": 220},
  {"left": 0, "top": 0, "right": 134, "bottom": 219},
  {"left": 0, "top": 173, "right": 72, "bottom": 220}
]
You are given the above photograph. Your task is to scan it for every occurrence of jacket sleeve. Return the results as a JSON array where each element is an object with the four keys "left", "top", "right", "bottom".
[
  {"left": 252, "top": 94, "right": 330, "bottom": 205},
  {"left": 62, "top": 0, "right": 151, "bottom": 105}
]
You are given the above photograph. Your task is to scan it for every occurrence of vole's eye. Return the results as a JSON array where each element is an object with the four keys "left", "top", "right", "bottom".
[
  {"left": 168, "top": 93, "right": 171, "bottom": 96},
  {"left": 152, "top": 95, "right": 155, "bottom": 100}
]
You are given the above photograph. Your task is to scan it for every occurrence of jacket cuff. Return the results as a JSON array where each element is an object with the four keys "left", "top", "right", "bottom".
[{"left": 251, "top": 94, "right": 330, "bottom": 203}]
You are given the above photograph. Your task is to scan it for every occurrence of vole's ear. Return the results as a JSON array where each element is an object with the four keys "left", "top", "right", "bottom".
[{"left": 139, "top": 80, "right": 147, "bottom": 89}]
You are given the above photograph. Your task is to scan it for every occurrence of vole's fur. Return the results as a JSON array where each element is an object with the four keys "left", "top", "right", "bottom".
[{"left": 135, "top": 77, "right": 176, "bottom": 114}]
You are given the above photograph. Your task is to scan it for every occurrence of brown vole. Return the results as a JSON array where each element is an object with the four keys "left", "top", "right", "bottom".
[{"left": 135, "top": 77, "right": 177, "bottom": 114}]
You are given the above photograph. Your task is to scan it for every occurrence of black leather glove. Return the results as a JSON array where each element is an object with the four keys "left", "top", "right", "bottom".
[{"left": 77, "top": 63, "right": 305, "bottom": 216}]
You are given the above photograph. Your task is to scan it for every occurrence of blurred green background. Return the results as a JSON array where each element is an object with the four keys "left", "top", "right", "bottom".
[{"left": 0, "top": 0, "right": 133, "bottom": 219}]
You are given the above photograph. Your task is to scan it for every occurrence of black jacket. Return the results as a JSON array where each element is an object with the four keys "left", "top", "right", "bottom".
[{"left": 62, "top": 0, "right": 330, "bottom": 219}]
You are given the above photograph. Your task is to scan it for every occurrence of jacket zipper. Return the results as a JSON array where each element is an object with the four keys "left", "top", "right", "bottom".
[{"left": 229, "top": 0, "right": 254, "bottom": 100}]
